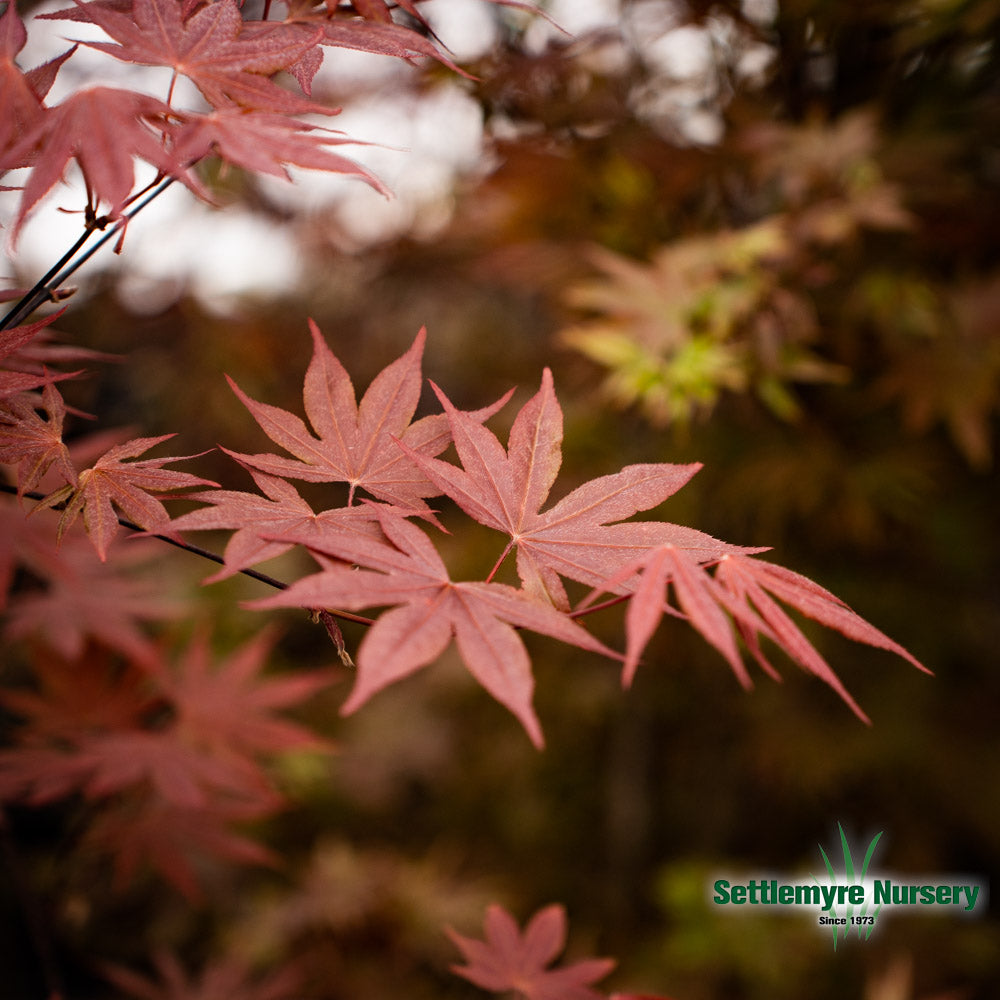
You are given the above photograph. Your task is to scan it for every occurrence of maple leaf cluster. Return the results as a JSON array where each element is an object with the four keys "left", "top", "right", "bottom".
[
  {"left": 1, "top": 313, "right": 225, "bottom": 572},
  {"left": 166, "top": 322, "right": 927, "bottom": 747},
  {"left": 0, "top": 0, "right": 535, "bottom": 237},
  {"left": 0, "top": 627, "right": 333, "bottom": 898}
]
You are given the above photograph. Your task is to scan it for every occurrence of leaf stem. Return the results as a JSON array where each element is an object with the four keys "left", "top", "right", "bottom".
[{"left": 485, "top": 540, "right": 514, "bottom": 584}]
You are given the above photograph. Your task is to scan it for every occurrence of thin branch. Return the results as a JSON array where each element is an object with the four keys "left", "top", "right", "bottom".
[
  {"left": 0, "top": 483, "right": 375, "bottom": 627},
  {"left": 0, "top": 226, "right": 96, "bottom": 333},
  {"left": 0, "top": 177, "right": 177, "bottom": 333}
]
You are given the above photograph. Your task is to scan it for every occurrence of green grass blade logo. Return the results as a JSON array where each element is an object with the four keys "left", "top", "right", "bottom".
[
  {"left": 709, "top": 823, "right": 987, "bottom": 948},
  {"left": 816, "top": 823, "right": 883, "bottom": 949}
]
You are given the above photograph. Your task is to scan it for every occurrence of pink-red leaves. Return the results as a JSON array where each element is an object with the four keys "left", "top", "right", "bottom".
[
  {"left": 54, "top": 433, "right": 218, "bottom": 560},
  {"left": 0, "top": 628, "right": 331, "bottom": 896},
  {"left": 594, "top": 543, "right": 755, "bottom": 689},
  {"left": 160, "top": 627, "right": 334, "bottom": 760},
  {"left": 591, "top": 543, "right": 929, "bottom": 720},
  {"left": 448, "top": 904, "right": 616, "bottom": 1000},
  {"left": 170, "top": 457, "right": 384, "bottom": 581},
  {"left": 404, "top": 369, "right": 731, "bottom": 609},
  {"left": 250, "top": 510, "right": 616, "bottom": 748},
  {"left": 68, "top": 0, "right": 327, "bottom": 114},
  {"left": 228, "top": 322, "right": 506, "bottom": 512},
  {"left": 5, "top": 86, "right": 180, "bottom": 235},
  {"left": 0, "top": 383, "right": 76, "bottom": 496},
  {"left": 170, "top": 109, "right": 387, "bottom": 191},
  {"left": 712, "top": 553, "right": 930, "bottom": 721},
  {"left": 103, "top": 951, "right": 303, "bottom": 1000}
]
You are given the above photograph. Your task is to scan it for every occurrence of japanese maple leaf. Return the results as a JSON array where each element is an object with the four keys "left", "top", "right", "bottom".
[
  {"left": 66, "top": 0, "right": 328, "bottom": 114},
  {"left": 85, "top": 794, "right": 278, "bottom": 900},
  {"left": 0, "top": 714, "right": 263, "bottom": 809},
  {"left": 709, "top": 553, "right": 930, "bottom": 722},
  {"left": 0, "top": 383, "right": 76, "bottom": 496},
  {"left": 0, "top": 2, "right": 74, "bottom": 164},
  {"left": 227, "top": 321, "right": 510, "bottom": 513},
  {"left": 401, "top": 369, "right": 745, "bottom": 609},
  {"left": 169, "top": 458, "right": 384, "bottom": 581},
  {"left": 5, "top": 86, "right": 181, "bottom": 237},
  {"left": 170, "top": 108, "right": 388, "bottom": 191},
  {"left": 0, "top": 313, "right": 76, "bottom": 398},
  {"left": 103, "top": 951, "right": 303, "bottom": 1000},
  {"left": 578, "top": 542, "right": 766, "bottom": 689},
  {"left": 4, "top": 528, "right": 185, "bottom": 666},
  {"left": 157, "top": 628, "right": 335, "bottom": 759},
  {"left": 447, "top": 904, "right": 615, "bottom": 1000},
  {"left": 249, "top": 509, "right": 617, "bottom": 748},
  {"left": 50, "top": 433, "right": 218, "bottom": 560},
  {"left": 0, "top": 644, "right": 156, "bottom": 743},
  {"left": 583, "top": 544, "right": 928, "bottom": 717}
]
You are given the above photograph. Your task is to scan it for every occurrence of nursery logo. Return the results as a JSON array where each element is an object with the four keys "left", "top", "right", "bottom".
[{"left": 709, "top": 823, "right": 988, "bottom": 949}]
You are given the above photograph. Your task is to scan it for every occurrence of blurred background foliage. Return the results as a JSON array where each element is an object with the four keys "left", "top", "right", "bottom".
[{"left": 3, "top": 0, "right": 1000, "bottom": 997}]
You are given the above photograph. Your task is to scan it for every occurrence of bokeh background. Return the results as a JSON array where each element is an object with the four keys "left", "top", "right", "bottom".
[{"left": 2, "top": 0, "right": 999, "bottom": 997}]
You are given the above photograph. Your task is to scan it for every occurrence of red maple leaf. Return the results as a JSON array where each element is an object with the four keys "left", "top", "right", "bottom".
[
  {"left": 103, "top": 951, "right": 303, "bottom": 1000},
  {"left": 401, "top": 369, "right": 743, "bottom": 609},
  {"left": 169, "top": 457, "right": 384, "bottom": 581},
  {"left": 226, "top": 321, "right": 511, "bottom": 513},
  {"left": 49, "top": 433, "right": 218, "bottom": 560},
  {"left": 3, "top": 526, "right": 184, "bottom": 665},
  {"left": 580, "top": 542, "right": 928, "bottom": 718},
  {"left": 170, "top": 108, "right": 388, "bottom": 191},
  {"left": 157, "top": 627, "right": 335, "bottom": 760},
  {"left": 0, "top": 312, "right": 80, "bottom": 399},
  {"left": 4, "top": 85, "right": 182, "bottom": 236},
  {"left": 448, "top": 903, "right": 615, "bottom": 1000},
  {"left": 577, "top": 542, "right": 765, "bottom": 688},
  {"left": 0, "top": 644, "right": 156, "bottom": 743},
  {"left": 64, "top": 0, "right": 328, "bottom": 114},
  {"left": 0, "top": 382, "right": 76, "bottom": 496},
  {"left": 250, "top": 508, "right": 617, "bottom": 748},
  {"left": 711, "top": 553, "right": 930, "bottom": 721},
  {"left": 0, "top": 2, "right": 74, "bottom": 164},
  {"left": 84, "top": 793, "right": 278, "bottom": 899}
]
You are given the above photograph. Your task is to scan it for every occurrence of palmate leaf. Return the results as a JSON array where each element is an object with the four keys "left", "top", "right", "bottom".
[
  {"left": 400, "top": 368, "right": 744, "bottom": 609},
  {"left": 447, "top": 904, "right": 615, "bottom": 1000},
  {"left": 85, "top": 793, "right": 279, "bottom": 900},
  {"left": 0, "top": 1, "right": 72, "bottom": 163},
  {"left": 2, "top": 523, "right": 184, "bottom": 665},
  {"left": 103, "top": 951, "right": 303, "bottom": 1000},
  {"left": 170, "top": 108, "right": 388, "bottom": 192},
  {"left": 585, "top": 544, "right": 928, "bottom": 721},
  {"left": 169, "top": 457, "right": 384, "bottom": 581},
  {"left": 4, "top": 85, "right": 182, "bottom": 237},
  {"left": 48, "top": 433, "right": 218, "bottom": 560},
  {"left": 158, "top": 627, "right": 335, "bottom": 759},
  {"left": 249, "top": 508, "right": 617, "bottom": 748},
  {"left": 227, "top": 322, "right": 511, "bottom": 513},
  {"left": 0, "top": 383, "right": 76, "bottom": 496},
  {"left": 58, "top": 0, "right": 329, "bottom": 114},
  {"left": 711, "top": 554, "right": 929, "bottom": 720}
]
